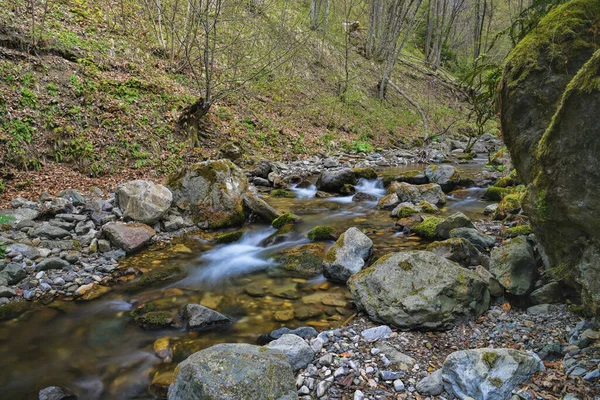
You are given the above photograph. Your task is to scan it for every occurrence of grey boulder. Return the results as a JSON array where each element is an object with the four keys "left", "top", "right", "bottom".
[
  {"left": 416, "top": 369, "right": 444, "bottom": 396},
  {"left": 168, "top": 343, "right": 296, "bottom": 400},
  {"left": 490, "top": 236, "right": 537, "bottom": 296},
  {"left": 426, "top": 237, "right": 487, "bottom": 268},
  {"left": 442, "top": 348, "right": 543, "bottom": 400},
  {"left": 450, "top": 227, "right": 496, "bottom": 251},
  {"left": 316, "top": 168, "right": 357, "bottom": 193},
  {"left": 242, "top": 192, "right": 281, "bottom": 222},
  {"left": 36, "top": 257, "right": 70, "bottom": 272},
  {"left": 435, "top": 212, "right": 476, "bottom": 239},
  {"left": 116, "top": 180, "right": 173, "bottom": 224},
  {"left": 387, "top": 182, "right": 446, "bottom": 206},
  {"left": 425, "top": 165, "right": 460, "bottom": 192},
  {"left": 102, "top": 222, "right": 155, "bottom": 254},
  {"left": 323, "top": 227, "right": 373, "bottom": 283},
  {"left": 264, "top": 333, "right": 314, "bottom": 371},
  {"left": 348, "top": 251, "right": 490, "bottom": 330},
  {"left": 184, "top": 304, "right": 231, "bottom": 331}
]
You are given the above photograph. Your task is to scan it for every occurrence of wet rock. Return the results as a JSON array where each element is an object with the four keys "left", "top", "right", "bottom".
[
  {"left": 450, "top": 227, "right": 496, "bottom": 251},
  {"left": 38, "top": 386, "right": 77, "bottom": 400},
  {"left": 259, "top": 326, "right": 318, "bottom": 344},
  {"left": 134, "top": 311, "right": 180, "bottom": 330},
  {"left": 102, "top": 222, "right": 155, "bottom": 254},
  {"left": 425, "top": 165, "right": 460, "bottom": 192},
  {"left": 36, "top": 257, "right": 70, "bottom": 272},
  {"left": 243, "top": 192, "right": 281, "bottom": 222},
  {"left": 490, "top": 236, "right": 537, "bottom": 296},
  {"left": 348, "top": 251, "right": 490, "bottom": 330},
  {"left": 435, "top": 212, "right": 476, "bottom": 239},
  {"left": 316, "top": 168, "right": 357, "bottom": 193},
  {"left": 352, "top": 192, "right": 378, "bottom": 202},
  {"left": 248, "top": 159, "right": 273, "bottom": 179},
  {"left": 442, "top": 348, "right": 543, "bottom": 400},
  {"left": 323, "top": 227, "right": 373, "bottom": 283},
  {"left": 387, "top": 182, "right": 446, "bottom": 206},
  {"left": 274, "top": 243, "right": 326, "bottom": 278},
  {"left": 265, "top": 333, "right": 315, "bottom": 371},
  {"left": 75, "top": 284, "right": 111, "bottom": 301},
  {"left": 168, "top": 343, "right": 296, "bottom": 399},
  {"left": 168, "top": 159, "right": 248, "bottom": 229},
  {"left": 377, "top": 193, "right": 400, "bottom": 210},
  {"left": 116, "top": 180, "right": 172, "bottom": 224},
  {"left": 184, "top": 304, "right": 231, "bottom": 331},
  {"left": 295, "top": 306, "right": 323, "bottom": 320}
]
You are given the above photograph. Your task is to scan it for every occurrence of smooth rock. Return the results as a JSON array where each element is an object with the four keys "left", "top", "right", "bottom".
[
  {"left": 116, "top": 180, "right": 173, "bottom": 224},
  {"left": 322, "top": 227, "right": 373, "bottom": 283},
  {"left": 184, "top": 304, "right": 231, "bottom": 331},
  {"left": 265, "top": 334, "right": 315, "bottom": 371},
  {"left": 102, "top": 222, "right": 155, "bottom": 254}
]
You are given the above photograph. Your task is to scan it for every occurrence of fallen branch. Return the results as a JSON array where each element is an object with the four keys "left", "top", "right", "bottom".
[{"left": 388, "top": 79, "right": 429, "bottom": 140}]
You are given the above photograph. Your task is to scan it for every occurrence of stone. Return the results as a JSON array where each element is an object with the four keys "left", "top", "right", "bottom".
[
  {"left": 435, "top": 212, "right": 476, "bottom": 239},
  {"left": 386, "top": 182, "right": 446, "bottom": 206},
  {"left": 377, "top": 343, "right": 416, "bottom": 370},
  {"left": 0, "top": 286, "right": 16, "bottom": 297},
  {"left": 75, "top": 284, "right": 111, "bottom": 300},
  {"left": 316, "top": 168, "right": 357, "bottom": 193},
  {"left": 134, "top": 311, "right": 180, "bottom": 330},
  {"left": 168, "top": 343, "right": 296, "bottom": 399},
  {"left": 527, "top": 304, "right": 550, "bottom": 316},
  {"left": 484, "top": 203, "right": 499, "bottom": 215},
  {"left": 102, "top": 222, "right": 155, "bottom": 254},
  {"left": 36, "top": 257, "right": 70, "bottom": 272},
  {"left": 1, "top": 263, "right": 27, "bottom": 283},
  {"left": 248, "top": 160, "right": 272, "bottom": 179},
  {"left": 529, "top": 282, "right": 562, "bottom": 304},
  {"left": 242, "top": 192, "right": 281, "bottom": 222},
  {"left": 393, "top": 379, "right": 405, "bottom": 392},
  {"left": 116, "top": 180, "right": 173, "bottom": 224},
  {"left": 0, "top": 208, "right": 39, "bottom": 223},
  {"left": 184, "top": 304, "right": 231, "bottom": 331},
  {"left": 361, "top": 325, "right": 392, "bottom": 341},
  {"left": 58, "top": 189, "right": 85, "bottom": 206},
  {"left": 31, "top": 224, "right": 71, "bottom": 239},
  {"left": 426, "top": 237, "right": 486, "bottom": 268},
  {"left": 490, "top": 236, "right": 537, "bottom": 296},
  {"left": 274, "top": 243, "right": 327, "bottom": 278},
  {"left": 425, "top": 165, "right": 461, "bottom": 192},
  {"left": 382, "top": 170, "right": 428, "bottom": 186},
  {"left": 475, "top": 266, "right": 504, "bottom": 297},
  {"left": 38, "top": 386, "right": 77, "bottom": 400},
  {"left": 265, "top": 333, "right": 315, "bottom": 371},
  {"left": 442, "top": 348, "right": 543, "bottom": 400},
  {"left": 348, "top": 251, "right": 490, "bottom": 330},
  {"left": 450, "top": 227, "right": 496, "bottom": 251},
  {"left": 500, "top": 0, "right": 600, "bottom": 318},
  {"left": 6, "top": 243, "right": 40, "bottom": 259},
  {"left": 322, "top": 227, "right": 373, "bottom": 283},
  {"left": 167, "top": 159, "right": 248, "bottom": 229},
  {"left": 416, "top": 369, "right": 443, "bottom": 396},
  {"left": 259, "top": 326, "right": 319, "bottom": 345},
  {"left": 216, "top": 142, "right": 242, "bottom": 162}
]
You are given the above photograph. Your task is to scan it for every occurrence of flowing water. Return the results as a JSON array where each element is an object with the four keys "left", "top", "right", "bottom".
[{"left": 0, "top": 162, "right": 493, "bottom": 399}]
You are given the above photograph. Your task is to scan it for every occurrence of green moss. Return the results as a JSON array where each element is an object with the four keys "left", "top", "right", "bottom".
[
  {"left": 0, "top": 302, "right": 30, "bottom": 321},
  {"left": 413, "top": 217, "right": 444, "bottom": 240},
  {"left": 482, "top": 351, "right": 498, "bottom": 368},
  {"left": 0, "top": 215, "right": 15, "bottom": 224},
  {"left": 489, "top": 377, "right": 503, "bottom": 388},
  {"left": 215, "top": 230, "right": 244, "bottom": 244},
  {"left": 505, "top": 225, "right": 532, "bottom": 237},
  {"left": 397, "top": 205, "right": 418, "bottom": 218},
  {"left": 457, "top": 152, "right": 475, "bottom": 160},
  {"left": 494, "top": 170, "right": 519, "bottom": 188},
  {"left": 134, "top": 311, "right": 177, "bottom": 330},
  {"left": 353, "top": 167, "right": 378, "bottom": 180},
  {"left": 382, "top": 170, "right": 424, "bottom": 186},
  {"left": 340, "top": 184, "right": 356, "bottom": 195},
  {"left": 418, "top": 200, "right": 438, "bottom": 213},
  {"left": 489, "top": 147, "right": 507, "bottom": 166},
  {"left": 324, "top": 233, "right": 345, "bottom": 264},
  {"left": 484, "top": 186, "right": 511, "bottom": 201},
  {"left": 498, "top": 193, "right": 523, "bottom": 214},
  {"left": 272, "top": 213, "right": 300, "bottom": 229},
  {"left": 307, "top": 226, "right": 336, "bottom": 241},
  {"left": 398, "top": 261, "right": 412, "bottom": 271},
  {"left": 127, "top": 265, "right": 185, "bottom": 292},
  {"left": 270, "top": 189, "right": 295, "bottom": 198}
]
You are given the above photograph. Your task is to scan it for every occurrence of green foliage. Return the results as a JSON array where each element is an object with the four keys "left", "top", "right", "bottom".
[
  {"left": 0, "top": 214, "right": 15, "bottom": 224},
  {"left": 5, "top": 118, "right": 34, "bottom": 143},
  {"left": 20, "top": 88, "right": 37, "bottom": 108},
  {"left": 505, "top": 225, "right": 533, "bottom": 237}
]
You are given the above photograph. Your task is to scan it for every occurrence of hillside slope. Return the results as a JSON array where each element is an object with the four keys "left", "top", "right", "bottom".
[{"left": 0, "top": 0, "right": 469, "bottom": 203}]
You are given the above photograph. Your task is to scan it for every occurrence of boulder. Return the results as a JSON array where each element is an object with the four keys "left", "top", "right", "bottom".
[
  {"left": 387, "top": 182, "right": 445, "bottom": 206},
  {"left": 348, "top": 251, "right": 490, "bottom": 330},
  {"left": 442, "top": 348, "right": 543, "bottom": 400},
  {"left": 167, "top": 160, "right": 248, "bottom": 229},
  {"left": 529, "top": 282, "right": 562, "bottom": 305},
  {"left": 36, "top": 257, "right": 70, "bottom": 272},
  {"left": 316, "top": 168, "right": 357, "bottom": 193},
  {"left": 0, "top": 208, "right": 39, "bottom": 223},
  {"left": 426, "top": 238, "right": 487, "bottom": 268},
  {"left": 6, "top": 243, "right": 40, "bottom": 259},
  {"left": 38, "top": 386, "right": 77, "bottom": 400},
  {"left": 264, "top": 333, "right": 314, "bottom": 371},
  {"left": 102, "top": 222, "right": 155, "bottom": 254},
  {"left": 184, "top": 304, "right": 231, "bottom": 331},
  {"left": 0, "top": 263, "right": 26, "bottom": 284},
  {"left": 490, "top": 236, "right": 537, "bottom": 296},
  {"left": 242, "top": 192, "right": 281, "bottom": 222},
  {"left": 323, "top": 227, "right": 373, "bottom": 283},
  {"left": 116, "top": 180, "right": 173, "bottom": 224},
  {"left": 382, "top": 170, "right": 428, "bottom": 187},
  {"left": 168, "top": 343, "right": 296, "bottom": 399},
  {"left": 435, "top": 212, "right": 476, "bottom": 239},
  {"left": 450, "top": 227, "right": 496, "bottom": 251},
  {"left": 274, "top": 243, "right": 327, "bottom": 278},
  {"left": 134, "top": 311, "right": 180, "bottom": 330},
  {"left": 425, "top": 165, "right": 461, "bottom": 192},
  {"left": 499, "top": 0, "right": 600, "bottom": 316},
  {"left": 416, "top": 369, "right": 443, "bottom": 396}
]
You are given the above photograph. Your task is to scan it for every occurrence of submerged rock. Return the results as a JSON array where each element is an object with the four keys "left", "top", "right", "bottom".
[
  {"left": 116, "top": 180, "right": 172, "bottom": 224},
  {"left": 38, "top": 386, "right": 77, "bottom": 400},
  {"left": 348, "top": 251, "right": 490, "bottom": 330},
  {"left": 184, "top": 304, "right": 231, "bottom": 331},
  {"left": 442, "top": 348, "right": 543, "bottom": 400},
  {"left": 168, "top": 343, "right": 296, "bottom": 399},
  {"left": 167, "top": 159, "right": 248, "bottom": 229},
  {"left": 274, "top": 243, "right": 327, "bottom": 278},
  {"left": 323, "top": 227, "right": 373, "bottom": 283}
]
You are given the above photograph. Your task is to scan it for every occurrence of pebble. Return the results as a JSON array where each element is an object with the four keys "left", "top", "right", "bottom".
[{"left": 393, "top": 379, "right": 405, "bottom": 391}]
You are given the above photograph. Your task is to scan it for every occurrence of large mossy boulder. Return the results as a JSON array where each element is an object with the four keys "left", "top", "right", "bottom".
[
  {"left": 425, "top": 165, "right": 461, "bottom": 192},
  {"left": 167, "top": 160, "right": 248, "bottom": 229},
  {"left": 116, "top": 180, "right": 173, "bottom": 224},
  {"left": 316, "top": 168, "right": 357, "bottom": 193},
  {"left": 500, "top": 0, "right": 600, "bottom": 315},
  {"left": 347, "top": 251, "right": 490, "bottom": 330},
  {"left": 489, "top": 236, "right": 537, "bottom": 296},
  {"left": 323, "top": 227, "right": 373, "bottom": 283},
  {"left": 274, "top": 242, "right": 327, "bottom": 278},
  {"left": 387, "top": 182, "right": 446, "bottom": 206},
  {"left": 168, "top": 343, "right": 296, "bottom": 400}
]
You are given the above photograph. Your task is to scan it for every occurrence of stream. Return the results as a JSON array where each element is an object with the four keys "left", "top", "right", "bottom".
[{"left": 0, "top": 162, "right": 493, "bottom": 399}]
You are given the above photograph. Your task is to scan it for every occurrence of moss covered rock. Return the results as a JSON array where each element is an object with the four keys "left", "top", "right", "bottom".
[
  {"left": 274, "top": 242, "right": 327, "bottom": 278},
  {"left": 500, "top": 0, "right": 600, "bottom": 315},
  {"left": 484, "top": 187, "right": 511, "bottom": 201},
  {"left": 387, "top": 182, "right": 446, "bottom": 206},
  {"left": 272, "top": 213, "right": 301, "bottom": 229},
  {"left": 425, "top": 165, "right": 461, "bottom": 192},
  {"left": 316, "top": 168, "right": 357, "bottom": 193},
  {"left": 382, "top": 170, "right": 428, "bottom": 187},
  {"left": 270, "top": 189, "right": 295, "bottom": 198},
  {"left": 413, "top": 217, "right": 445, "bottom": 240},
  {"left": 307, "top": 226, "right": 338, "bottom": 241},
  {"left": 353, "top": 167, "right": 378, "bottom": 180},
  {"left": 505, "top": 225, "right": 533, "bottom": 238},
  {"left": 215, "top": 230, "right": 244, "bottom": 244},
  {"left": 167, "top": 159, "right": 248, "bottom": 229},
  {"left": 427, "top": 238, "right": 487, "bottom": 268},
  {"left": 134, "top": 311, "right": 180, "bottom": 330},
  {"left": 323, "top": 227, "right": 373, "bottom": 283}
]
